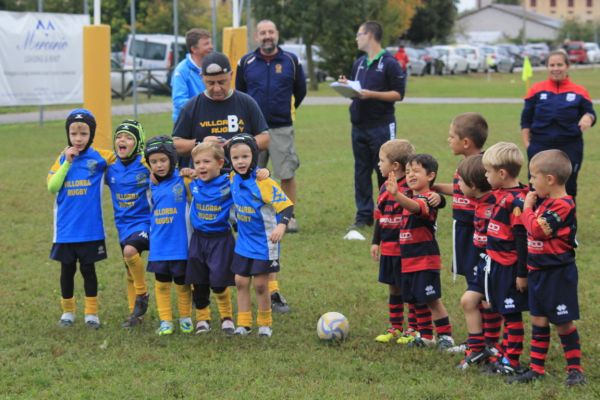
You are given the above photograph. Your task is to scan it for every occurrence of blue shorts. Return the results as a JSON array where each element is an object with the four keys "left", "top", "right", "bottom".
[
  {"left": 50, "top": 240, "right": 107, "bottom": 264},
  {"left": 185, "top": 230, "right": 235, "bottom": 287},
  {"left": 488, "top": 260, "right": 529, "bottom": 315},
  {"left": 120, "top": 231, "right": 150, "bottom": 253},
  {"left": 147, "top": 260, "right": 187, "bottom": 278},
  {"left": 529, "top": 264, "right": 579, "bottom": 324},
  {"left": 401, "top": 270, "right": 441, "bottom": 304},
  {"left": 452, "top": 221, "right": 478, "bottom": 279},
  {"left": 466, "top": 253, "right": 488, "bottom": 294},
  {"left": 231, "top": 254, "right": 280, "bottom": 277},
  {"left": 378, "top": 255, "right": 402, "bottom": 287}
]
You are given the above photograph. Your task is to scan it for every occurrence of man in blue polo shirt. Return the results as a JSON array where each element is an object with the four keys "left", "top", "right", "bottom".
[{"left": 341, "top": 21, "right": 406, "bottom": 230}]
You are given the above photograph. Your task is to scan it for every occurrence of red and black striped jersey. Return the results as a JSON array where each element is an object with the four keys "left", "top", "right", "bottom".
[
  {"left": 486, "top": 185, "right": 528, "bottom": 266},
  {"left": 452, "top": 170, "right": 477, "bottom": 223},
  {"left": 399, "top": 191, "right": 441, "bottom": 273},
  {"left": 374, "top": 177, "right": 410, "bottom": 256},
  {"left": 473, "top": 191, "right": 496, "bottom": 249},
  {"left": 522, "top": 196, "right": 576, "bottom": 271}
]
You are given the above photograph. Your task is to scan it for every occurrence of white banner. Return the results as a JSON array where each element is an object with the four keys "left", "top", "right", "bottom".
[{"left": 0, "top": 11, "right": 89, "bottom": 106}]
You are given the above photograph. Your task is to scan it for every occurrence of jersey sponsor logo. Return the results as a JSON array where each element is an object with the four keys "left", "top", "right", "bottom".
[
  {"left": 425, "top": 285, "right": 436, "bottom": 296},
  {"left": 540, "top": 93, "right": 548, "bottom": 100},
  {"left": 566, "top": 93, "right": 576, "bottom": 102},
  {"left": 380, "top": 216, "right": 402, "bottom": 224},
  {"left": 487, "top": 222, "right": 500, "bottom": 233},
  {"left": 172, "top": 183, "right": 184, "bottom": 202},
  {"left": 399, "top": 232, "right": 413, "bottom": 240},
  {"left": 527, "top": 239, "right": 544, "bottom": 249},
  {"left": 504, "top": 297, "right": 515, "bottom": 309},
  {"left": 556, "top": 304, "right": 569, "bottom": 316},
  {"left": 453, "top": 197, "right": 471, "bottom": 205}
]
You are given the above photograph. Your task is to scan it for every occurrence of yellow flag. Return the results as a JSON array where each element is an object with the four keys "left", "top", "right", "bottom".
[{"left": 521, "top": 56, "right": 533, "bottom": 82}]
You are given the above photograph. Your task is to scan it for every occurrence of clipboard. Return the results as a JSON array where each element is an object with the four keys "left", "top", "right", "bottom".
[{"left": 330, "top": 81, "right": 362, "bottom": 98}]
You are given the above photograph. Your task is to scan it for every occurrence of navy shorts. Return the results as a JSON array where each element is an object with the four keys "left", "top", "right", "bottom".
[
  {"left": 185, "top": 230, "right": 235, "bottom": 287},
  {"left": 452, "top": 221, "right": 478, "bottom": 279},
  {"left": 50, "top": 240, "right": 107, "bottom": 264},
  {"left": 378, "top": 255, "right": 402, "bottom": 287},
  {"left": 466, "top": 252, "right": 488, "bottom": 294},
  {"left": 120, "top": 231, "right": 150, "bottom": 253},
  {"left": 529, "top": 264, "right": 579, "bottom": 324},
  {"left": 147, "top": 260, "right": 187, "bottom": 278},
  {"left": 401, "top": 270, "right": 442, "bottom": 304},
  {"left": 231, "top": 254, "right": 280, "bottom": 277},
  {"left": 488, "top": 260, "right": 529, "bottom": 315}
]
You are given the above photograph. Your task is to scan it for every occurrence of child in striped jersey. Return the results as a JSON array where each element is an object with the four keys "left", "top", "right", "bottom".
[
  {"left": 508, "top": 150, "right": 584, "bottom": 386},
  {"left": 48, "top": 109, "right": 115, "bottom": 329},
  {"left": 105, "top": 120, "right": 151, "bottom": 328}
]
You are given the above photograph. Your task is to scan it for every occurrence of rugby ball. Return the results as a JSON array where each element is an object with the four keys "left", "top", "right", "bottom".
[{"left": 317, "top": 312, "right": 349, "bottom": 341}]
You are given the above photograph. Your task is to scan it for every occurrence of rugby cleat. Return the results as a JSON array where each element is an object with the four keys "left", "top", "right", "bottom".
[
  {"left": 179, "top": 317, "right": 193, "bottom": 334},
  {"left": 375, "top": 328, "right": 402, "bottom": 343},
  {"left": 157, "top": 320, "right": 174, "bottom": 336}
]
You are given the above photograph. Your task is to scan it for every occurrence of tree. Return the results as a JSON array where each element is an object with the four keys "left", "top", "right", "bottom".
[
  {"left": 405, "top": 0, "right": 458, "bottom": 44},
  {"left": 558, "top": 18, "right": 600, "bottom": 43}
]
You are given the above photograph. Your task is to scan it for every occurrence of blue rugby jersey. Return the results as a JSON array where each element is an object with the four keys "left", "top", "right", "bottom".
[
  {"left": 148, "top": 170, "right": 190, "bottom": 262},
  {"left": 230, "top": 171, "right": 293, "bottom": 260},
  {"left": 106, "top": 155, "right": 151, "bottom": 243},
  {"left": 189, "top": 174, "right": 232, "bottom": 233},
  {"left": 522, "top": 196, "right": 576, "bottom": 271},
  {"left": 48, "top": 147, "right": 115, "bottom": 243}
]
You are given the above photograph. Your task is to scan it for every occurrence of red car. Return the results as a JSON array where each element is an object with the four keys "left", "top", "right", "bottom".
[{"left": 566, "top": 41, "right": 588, "bottom": 64}]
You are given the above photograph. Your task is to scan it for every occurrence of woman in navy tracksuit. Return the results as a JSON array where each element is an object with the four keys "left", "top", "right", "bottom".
[{"left": 521, "top": 50, "right": 595, "bottom": 198}]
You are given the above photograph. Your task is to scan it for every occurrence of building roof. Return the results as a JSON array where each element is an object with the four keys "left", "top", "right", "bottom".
[{"left": 459, "top": 4, "right": 562, "bottom": 30}]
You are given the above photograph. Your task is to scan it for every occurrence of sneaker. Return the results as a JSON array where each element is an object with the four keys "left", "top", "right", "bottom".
[
  {"left": 84, "top": 314, "right": 101, "bottom": 330},
  {"left": 258, "top": 326, "right": 272, "bottom": 337},
  {"left": 457, "top": 347, "right": 494, "bottom": 370},
  {"left": 446, "top": 341, "right": 468, "bottom": 354},
  {"left": 271, "top": 291, "right": 290, "bottom": 313},
  {"left": 234, "top": 326, "right": 252, "bottom": 336},
  {"left": 375, "top": 328, "right": 402, "bottom": 343},
  {"left": 194, "top": 320, "right": 211, "bottom": 335},
  {"left": 437, "top": 335, "right": 455, "bottom": 350},
  {"left": 58, "top": 312, "right": 75, "bottom": 328},
  {"left": 221, "top": 319, "right": 235, "bottom": 335},
  {"left": 396, "top": 328, "right": 420, "bottom": 345},
  {"left": 565, "top": 369, "right": 586, "bottom": 387},
  {"left": 132, "top": 293, "right": 149, "bottom": 318},
  {"left": 179, "top": 317, "right": 193, "bottom": 334},
  {"left": 348, "top": 220, "right": 373, "bottom": 230},
  {"left": 409, "top": 336, "right": 436, "bottom": 348},
  {"left": 507, "top": 369, "right": 545, "bottom": 384},
  {"left": 121, "top": 315, "right": 143, "bottom": 328},
  {"left": 487, "top": 356, "right": 524, "bottom": 376},
  {"left": 157, "top": 320, "right": 174, "bottom": 336},
  {"left": 286, "top": 218, "right": 299, "bottom": 233}
]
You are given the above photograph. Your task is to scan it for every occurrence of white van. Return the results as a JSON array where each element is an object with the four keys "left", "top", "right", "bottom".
[
  {"left": 122, "top": 34, "right": 187, "bottom": 89},
  {"left": 280, "top": 43, "right": 328, "bottom": 82}
]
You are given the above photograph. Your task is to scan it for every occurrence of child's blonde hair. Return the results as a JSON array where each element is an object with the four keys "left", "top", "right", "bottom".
[
  {"left": 530, "top": 149, "right": 572, "bottom": 185},
  {"left": 482, "top": 142, "right": 523, "bottom": 178},
  {"left": 380, "top": 139, "right": 415, "bottom": 169},
  {"left": 191, "top": 142, "right": 225, "bottom": 161}
]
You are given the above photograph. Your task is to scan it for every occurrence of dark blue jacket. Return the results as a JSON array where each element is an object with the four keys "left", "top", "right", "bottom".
[
  {"left": 236, "top": 47, "right": 307, "bottom": 128},
  {"left": 349, "top": 50, "right": 405, "bottom": 128},
  {"left": 521, "top": 78, "right": 596, "bottom": 145}
]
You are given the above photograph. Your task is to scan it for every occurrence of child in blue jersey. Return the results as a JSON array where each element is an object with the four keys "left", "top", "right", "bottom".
[
  {"left": 48, "top": 109, "right": 115, "bottom": 329},
  {"left": 144, "top": 136, "right": 193, "bottom": 336},
  {"left": 106, "top": 120, "right": 151, "bottom": 328},
  {"left": 225, "top": 134, "right": 294, "bottom": 338}
]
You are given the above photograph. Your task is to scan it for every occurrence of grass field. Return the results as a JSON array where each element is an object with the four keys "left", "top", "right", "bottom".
[{"left": 1, "top": 101, "right": 599, "bottom": 399}]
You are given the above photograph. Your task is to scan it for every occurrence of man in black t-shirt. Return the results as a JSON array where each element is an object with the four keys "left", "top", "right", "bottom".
[{"left": 172, "top": 52, "right": 269, "bottom": 162}]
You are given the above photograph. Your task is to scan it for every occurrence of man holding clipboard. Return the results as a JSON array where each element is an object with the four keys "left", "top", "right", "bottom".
[{"left": 338, "top": 21, "right": 406, "bottom": 230}]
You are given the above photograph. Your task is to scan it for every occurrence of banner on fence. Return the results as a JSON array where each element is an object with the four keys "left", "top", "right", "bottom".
[{"left": 0, "top": 11, "right": 89, "bottom": 106}]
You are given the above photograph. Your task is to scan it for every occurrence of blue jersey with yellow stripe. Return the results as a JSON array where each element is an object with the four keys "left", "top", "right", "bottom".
[
  {"left": 105, "top": 155, "right": 151, "bottom": 243},
  {"left": 48, "top": 147, "right": 115, "bottom": 243},
  {"left": 189, "top": 174, "right": 232, "bottom": 233},
  {"left": 230, "top": 171, "right": 293, "bottom": 260},
  {"left": 148, "top": 170, "right": 190, "bottom": 261}
]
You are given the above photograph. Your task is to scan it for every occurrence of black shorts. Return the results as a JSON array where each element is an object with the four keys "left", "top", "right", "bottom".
[
  {"left": 529, "top": 264, "right": 579, "bottom": 324},
  {"left": 452, "top": 221, "right": 478, "bottom": 279},
  {"left": 50, "top": 240, "right": 107, "bottom": 264},
  {"left": 401, "top": 270, "right": 442, "bottom": 304},
  {"left": 147, "top": 260, "right": 187, "bottom": 278},
  {"left": 231, "top": 254, "right": 280, "bottom": 277},
  {"left": 378, "top": 255, "right": 402, "bottom": 287},
  {"left": 120, "top": 231, "right": 150, "bottom": 254},
  {"left": 466, "top": 253, "right": 488, "bottom": 294},
  {"left": 185, "top": 230, "right": 235, "bottom": 287},
  {"left": 488, "top": 260, "right": 529, "bottom": 315}
]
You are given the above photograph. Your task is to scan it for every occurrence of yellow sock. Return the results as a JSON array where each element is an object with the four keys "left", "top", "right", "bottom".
[
  {"left": 237, "top": 311, "right": 252, "bottom": 328},
  {"left": 196, "top": 306, "right": 211, "bottom": 322},
  {"left": 215, "top": 288, "right": 233, "bottom": 320},
  {"left": 61, "top": 297, "right": 76, "bottom": 313},
  {"left": 155, "top": 281, "right": 172, "bottom": 321},
  {"left": 124, "top": 253, "right": 148, "bottom": 295},
  {"left": 268, "top": 280, "right": 279, "bottom": 294},
  {"left": 126, "top": 272, "right": 135, "bottom": 313},
  {"left": 257, "top": 309, "right": 272, "bottom": 327},
  {"left": 175, "top": 283, "right": 192, "bottom": 319},
  {"left": 84, "top": 296, "right": 98, "bottom": 315}
]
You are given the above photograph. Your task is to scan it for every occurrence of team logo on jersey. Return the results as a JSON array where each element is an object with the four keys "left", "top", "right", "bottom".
[
  {"left": 219, "top": 184, "right": 230, "bottom": 197},
  {"left": 504, "top": 298, "right": 515, "bottom": 309},
  {"left": 136, "top": 172, "right": 147, "bottom": 187},
  {"left": 556, "top": 304, "right": 569, "bottom": 316},
  {"left": 271, "top": 186, "right": 287, "bottom": 203},
  {"left": 275, "top": 63, "right": 282, "bottom": 73},
  {"left": 566, "top": 93, "right": 576, "bottom": 102},
  {"left": 540, "top": 93, "right": 548, "bottom": 100},
  {"left": 528, "top": 239, "right": 544, "bottom": 249},
  {"left": 425, "top": 285, "right": 436, "bottom": 296},
  {"left": 192, "top": 185, "right": 199, "bottom": 194},
  {"left": 172, "top": 183, "right": 184, "bottom": 202},
  {"left": 110, "top": 176, "right": 116, "bottom": 184},
  {"left": 87, "top": 160, "right": 98, "bottom": 176}
]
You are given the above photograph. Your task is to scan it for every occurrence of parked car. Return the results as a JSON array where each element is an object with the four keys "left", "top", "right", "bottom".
[
  {"left": 478, "top": 45, "right": 515, "bottom": 73},
  {"left": 122, "top": 34, "right": 187, "bottom": 90},
  {"left": 497, "top": 44, "right": 524, "bottom": 68},
  {"left": 280, "top": 43, "right": 328, "bottom": 82},
  {"left": 525, "top": 43, "right": 549, "bottom": 64},
  {"left": 405, "top": 47, "right": 427, "bottom": 76},
  {"left": 519, "top": 45, "right": 542, "bottom": 67},
  {"left": 584, "top": 42, "right": 600, "bottom": 64},
  {"left": 431, "top": 45, "right": 469, "bottom": 74},
  {"left": 422, "top": 47, "right": 444, "bottom": 75},
  {"left": 110, "top": 58, "right": 135, "bottom": 98},
  {"left": 455, "top": 45, "right": 485, "bottom": 72},
  {"left": 565, "top": 41, "right": 588, "bottom": 64}
]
